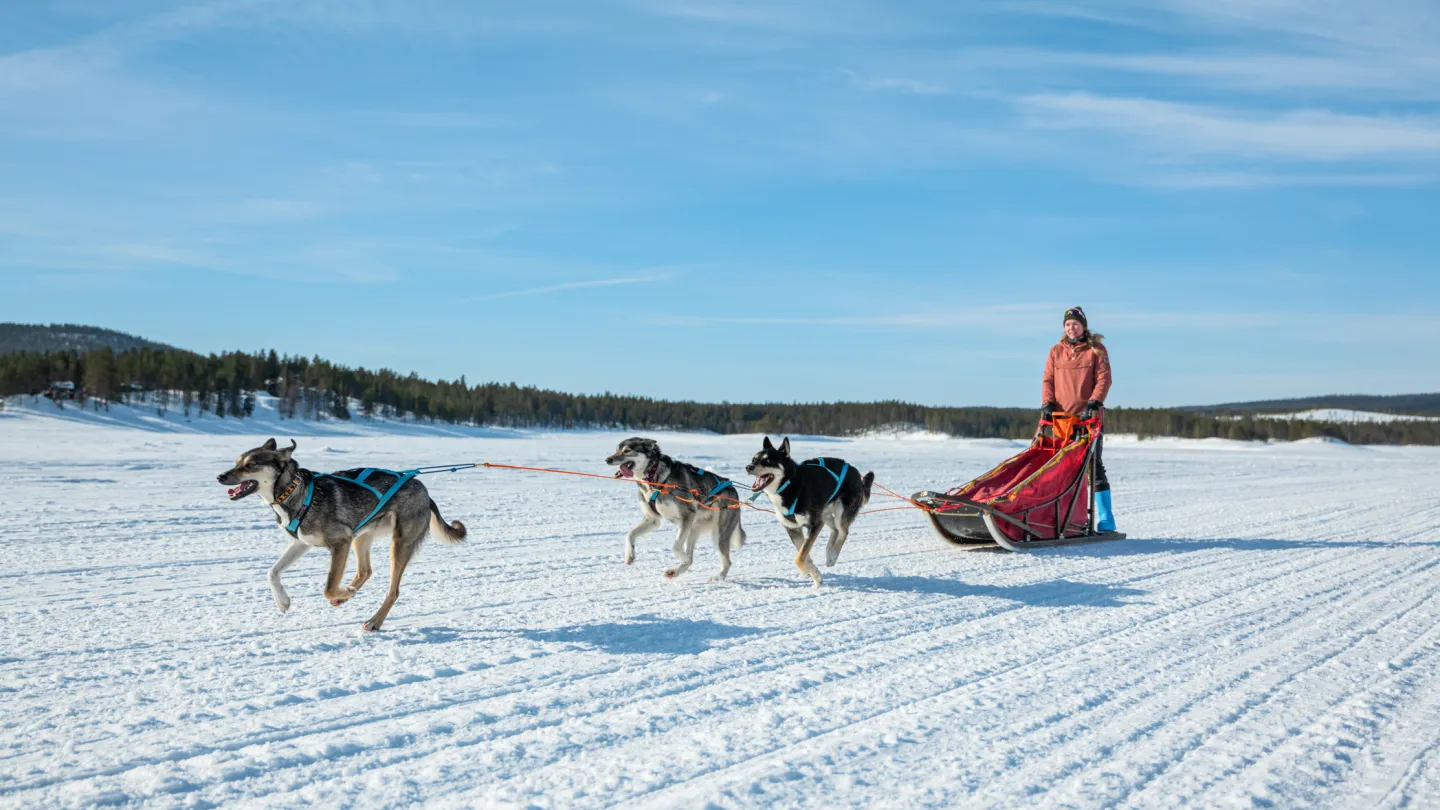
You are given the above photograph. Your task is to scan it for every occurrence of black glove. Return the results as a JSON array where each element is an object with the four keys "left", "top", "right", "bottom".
[
  {"left": 1080, "top": 400, "right": 1102, "bottom": 419},
  {"left": 1041, "top": 401, "right": 1058, "bottom": 420}
]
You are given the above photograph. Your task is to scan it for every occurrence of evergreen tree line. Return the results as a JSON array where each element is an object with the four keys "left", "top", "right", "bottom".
[{"left": 2, "top": 346, "right": 1438, "bottom": 445}]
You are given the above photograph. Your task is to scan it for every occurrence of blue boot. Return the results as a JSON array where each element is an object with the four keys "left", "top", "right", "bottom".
[{"left": 1095, "top": 489, "right": 1116, "bottom": 533}]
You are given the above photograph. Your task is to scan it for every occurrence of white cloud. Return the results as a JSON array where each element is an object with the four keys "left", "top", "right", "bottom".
[
  {"left": 0, "top": 0, "right": 265, "bottom": 90},
  {"left": 469, "top": 272, "right": 675, "bottom": 302},
  {"left": 1001, "top": 0, "right": 1440, "bottom": 56},
  {"left": 105, "top": 242, "right": 225, "bottom": 268},
  {"left": 636, "top": 0, "right": 916, "bottom": 36},
  {"left": 645, "top": 303, "right": 1063, "bottom": 332},
  {"left": 54, "top": 238, "right": 400, "bottom": 284},
  {"left": 841, "top": 70, "right": 949, "bottom": 95},
  {"left": 1134, "top": 170, "right": 1439, "bottom": 189},
  {"left": 646, "top": 306, "right": 1436, "bottom": 341},
  {"left": 954, "top": 48, "right": 1440, "bottom": 97},
  {"left": 1017, "top": 93, "right": 1440, "bottom": 162}
]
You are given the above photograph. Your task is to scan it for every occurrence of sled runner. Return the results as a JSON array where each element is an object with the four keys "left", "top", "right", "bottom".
[{"left": 912, "top": 413, "right": 1126, "bottom": 551}]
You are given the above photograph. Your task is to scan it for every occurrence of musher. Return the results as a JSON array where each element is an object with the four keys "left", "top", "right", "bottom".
[{"left": 1041, "top": 306, "right": 1116, "bottom": 533}]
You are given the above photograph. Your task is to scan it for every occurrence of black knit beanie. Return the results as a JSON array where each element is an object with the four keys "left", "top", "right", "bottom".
[{"left": 1063, "top": 306, "right": 1088, "bottom": 328}]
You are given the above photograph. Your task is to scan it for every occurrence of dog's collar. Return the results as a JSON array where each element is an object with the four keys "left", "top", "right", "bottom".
[
  {"left": 274, "top": 467, "right": 303, "bottom": 504},
  {"left": 642, "top": 459, "right": 663, "bottom": 485}
]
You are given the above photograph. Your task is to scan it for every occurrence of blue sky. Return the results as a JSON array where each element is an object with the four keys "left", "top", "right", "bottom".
[{"left": 2, "top": 1, "right": 1437, "bottom": 407}]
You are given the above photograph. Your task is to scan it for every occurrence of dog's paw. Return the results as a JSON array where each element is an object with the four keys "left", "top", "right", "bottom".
[
  {"left": 274, "top": 593, "right": 292, "bottom": 613},
  {"left": 362, "top": 620, "right": 381, "bottom": 632},
  {"left": 708, "top": 574, "right": 727, "bottom": 583},
  {"left": 624, "top": 547, "right": 636, "bottom": 566},
  {"left": 328, "top": 587, "right": 356, "bottom": 607},
  {"left": 664, "top": 568, "right": 680, "bottom": 579}
]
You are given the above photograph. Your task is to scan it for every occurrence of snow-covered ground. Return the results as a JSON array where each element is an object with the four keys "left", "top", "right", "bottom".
[{"left": 2, "top": 408, "right": 1439, "bottom": 809}]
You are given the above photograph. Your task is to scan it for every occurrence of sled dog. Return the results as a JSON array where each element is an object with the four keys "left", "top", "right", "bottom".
[
  {"left": 745, "top": 437, "right": 874, "bottom": 587},
  {"left": 605, "top": 437, "right": 746, "bottom": 580},
  {"left": 216, "top": 438, "right": 467, "bottom": 631}
]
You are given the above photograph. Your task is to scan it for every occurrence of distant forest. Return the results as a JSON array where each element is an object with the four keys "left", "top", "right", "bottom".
[{"left": 2, "top": 345, "right": 1439, "bottom": 445}]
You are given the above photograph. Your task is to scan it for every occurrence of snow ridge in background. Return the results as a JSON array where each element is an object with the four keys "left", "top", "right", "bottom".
[
  {"left": 1253, "top": 408, "right": 1440, "bottom": 423},
  {"left": 0, "top": 392, "right": 523, "bottom": 438}
]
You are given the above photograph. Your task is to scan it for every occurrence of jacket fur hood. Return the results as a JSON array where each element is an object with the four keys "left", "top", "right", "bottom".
[{"left": 1058, "top": 332, "right": 1106, "bottom": 351}]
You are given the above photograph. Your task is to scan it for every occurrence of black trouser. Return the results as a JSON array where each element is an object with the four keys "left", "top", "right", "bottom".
[{"left": 1092, "top": 435, "right": 1110, "bottom": 492}]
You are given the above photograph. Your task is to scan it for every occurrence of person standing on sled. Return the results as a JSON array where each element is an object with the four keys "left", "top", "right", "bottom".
[{"left": 1041, "top": 306, "right": 1117, "bottom": 533}]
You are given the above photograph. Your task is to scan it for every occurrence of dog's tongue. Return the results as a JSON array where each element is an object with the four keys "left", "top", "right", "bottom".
[{"left": 228, "top": 485, "right": 241, "bottom": 497}]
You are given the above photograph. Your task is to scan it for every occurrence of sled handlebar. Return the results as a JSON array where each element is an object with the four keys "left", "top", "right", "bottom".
[{"left": 1038, "top": 412, "right": 1102, "bottom": 443}]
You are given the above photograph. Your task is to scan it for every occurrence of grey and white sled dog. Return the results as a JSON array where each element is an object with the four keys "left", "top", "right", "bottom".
[
  {"left": 216, "top": 438, "right": 467, "bottom": 632},
  {"left": 745, "top": 437, "right": 874, "bottom": 587},
  {"left": 605, "top": 437, "right": 746, "bottom": 581}
]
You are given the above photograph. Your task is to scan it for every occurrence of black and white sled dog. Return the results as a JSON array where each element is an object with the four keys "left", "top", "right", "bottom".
[
  {"left": 745, "top": 437, "right": 874, "bottom": 587},
  {"left": 216, "top": 438, "right": 467, "bottom": 632},
  {"left": 605, "top": 437, "right": 746, "bottom": 581}
]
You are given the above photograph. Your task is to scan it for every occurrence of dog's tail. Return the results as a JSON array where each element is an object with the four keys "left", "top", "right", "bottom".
[
  {"left": 861, "top": 472, "right": 875, "bottom": 506},
  {"left": 428, "top": 501, "right": 468, "bottom": 545},
  {"left": 731, "top": 524, "right": 747, "bottom": 551}
]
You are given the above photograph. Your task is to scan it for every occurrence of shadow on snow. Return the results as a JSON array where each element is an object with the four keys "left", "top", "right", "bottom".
[
  {"left": 832, "top": 574, "right": 1147, "bottom": 608},
  {"left": 517, "top": 613, "right": 762, "bottom": 655}
]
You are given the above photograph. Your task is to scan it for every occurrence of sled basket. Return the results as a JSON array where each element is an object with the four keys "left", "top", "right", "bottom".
[{"left": 912, "top": 414, "right": 1124, "bottom": 551}]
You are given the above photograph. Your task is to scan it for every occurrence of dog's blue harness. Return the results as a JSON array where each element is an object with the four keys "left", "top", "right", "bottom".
[
  {"left": 646, "top": 466, "right": 735, "bottom": 505},
  {"left": 769, "top": 459, "right": 850, "bottom": 517},
  {"left": 693, "top": 467, "right": 737, "bottom": 499},
  {"left": 284, "top": 468, "right": 418, "bottom": 536}
]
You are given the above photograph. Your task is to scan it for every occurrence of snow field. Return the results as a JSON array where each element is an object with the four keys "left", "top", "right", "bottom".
[{"left": 1, "top": 415, "right": 1438, "bottom": 809}]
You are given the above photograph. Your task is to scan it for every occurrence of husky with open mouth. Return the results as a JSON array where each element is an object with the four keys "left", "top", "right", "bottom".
[
  {"left": 216, "top": 438, "right": 468, "bottom": 631},
  {"left": 605, "top": 437, "right": 746, "bottom": 581},
  {"left": 745, "top": 437, "right": 874, "bottom": 587}
]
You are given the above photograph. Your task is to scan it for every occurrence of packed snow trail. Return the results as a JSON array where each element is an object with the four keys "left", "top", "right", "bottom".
[{"left": 0, "top": 413, "right": 1437, "bottom": 809}]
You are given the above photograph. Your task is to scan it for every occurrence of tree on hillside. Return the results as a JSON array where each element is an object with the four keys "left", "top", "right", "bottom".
[{"left": 82, "top": 348, "right": 118, "bottom": 405}]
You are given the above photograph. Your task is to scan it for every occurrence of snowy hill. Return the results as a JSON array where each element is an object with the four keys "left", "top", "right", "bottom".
[
  {"left": 1255, "top": 408, "right": 1440, "bottom": 424},
  {"left": 2, "top": 415, "right": 1438, "bottom": 808},
  {"left": 1198, "top": 392, "right": 1440, "bottom": 417},
  {"left": 0, "top": 322, "right": 171, "bottom": 354}
]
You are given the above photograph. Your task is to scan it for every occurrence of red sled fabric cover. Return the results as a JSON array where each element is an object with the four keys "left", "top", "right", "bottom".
[{"left": 947, "top": 433, "right": 1093, "bottom": 541}]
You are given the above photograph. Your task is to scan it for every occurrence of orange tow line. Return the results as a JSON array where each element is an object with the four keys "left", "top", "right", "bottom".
[{"left": 477, "top": 462, "right": 931, "bottom": 516}]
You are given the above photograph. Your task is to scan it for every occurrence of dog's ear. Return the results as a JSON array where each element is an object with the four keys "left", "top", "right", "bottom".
[
  {"left": 278, "top": 440, "right": 296, "bottom": 461},
  {"left": 262, "top": 438, "right": 277, "bottom": 451},
  {"left": 780, "top": 437, "right": 791, "bottom": 457},
  {"left": 762, "top": 436, "right": 775, "bottom": 452}
]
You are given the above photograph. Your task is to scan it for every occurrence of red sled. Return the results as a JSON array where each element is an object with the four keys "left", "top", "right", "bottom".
[{"left": 912, "top": 413, "right": 1126, "bottom": 551}]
